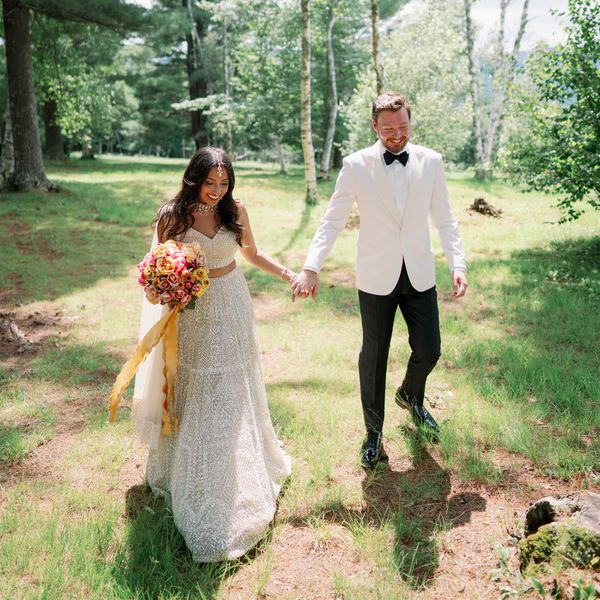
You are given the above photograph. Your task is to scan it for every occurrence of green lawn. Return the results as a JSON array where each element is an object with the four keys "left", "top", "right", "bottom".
[{"left": 0, "top": 156, "right": 598, "bottom": 598}]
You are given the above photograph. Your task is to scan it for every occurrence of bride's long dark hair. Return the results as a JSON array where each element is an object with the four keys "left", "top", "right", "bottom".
[{"left": 155, "top": 147, "right": 243, "bottom": 245}]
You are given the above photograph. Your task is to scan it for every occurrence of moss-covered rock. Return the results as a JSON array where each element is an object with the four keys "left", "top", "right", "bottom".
[{"left": 520, "top": 522, "right": 600, "bottom": 574}]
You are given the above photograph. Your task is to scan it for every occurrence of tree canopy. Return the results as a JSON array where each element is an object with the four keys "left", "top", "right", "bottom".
[
  {"left": 2, "top": 0, "right": 592, "bottom": 220},
  {"left": 503, "top": 0, "right": 599, "bottom": 221}
]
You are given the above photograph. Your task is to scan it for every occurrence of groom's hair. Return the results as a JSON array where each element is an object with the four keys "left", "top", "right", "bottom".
[{"left": 372, "top": 92, "right": 411, "bottom": 122}]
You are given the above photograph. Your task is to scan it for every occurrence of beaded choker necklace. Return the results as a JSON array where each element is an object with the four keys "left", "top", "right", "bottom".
[{"left": 195, "top": 202, "right": 218, "bottom": 215}]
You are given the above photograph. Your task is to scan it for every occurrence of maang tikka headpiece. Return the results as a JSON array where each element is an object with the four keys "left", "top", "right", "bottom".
[{"left": 216, "top": 162, "right": 224, "bottom": 177}]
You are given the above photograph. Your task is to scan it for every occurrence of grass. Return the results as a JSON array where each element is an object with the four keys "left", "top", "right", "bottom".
[{"left": 0, "top": 155, "right": 598, "bottom": 598}]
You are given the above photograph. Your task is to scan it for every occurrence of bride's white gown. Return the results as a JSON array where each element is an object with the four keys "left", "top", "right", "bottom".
[{"left": 145, "top": 227, "right": 291, "bottom": 562}]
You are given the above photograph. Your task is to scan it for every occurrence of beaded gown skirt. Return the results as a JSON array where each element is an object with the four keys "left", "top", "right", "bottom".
[{"left": 146, "top": 228, "right": 291, "bottom": 562}]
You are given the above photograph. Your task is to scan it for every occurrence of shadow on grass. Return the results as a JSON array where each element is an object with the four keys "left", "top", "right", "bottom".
[
  {"left": 291, "top": 433, "right": 485, "bottom": 590},
  {"left": 29, "top": 341, "right": 123, "bottom": 386},
  {"left": 0, "top": 183, "right": 157, "bottom": 304},
  {"left": 383, "top": 429, "right": 485, "bottom": 588},
  {"left": 454, "top": 236, "right": 600, "bottom": 473},
  {"left": 462, "top": 236, "right": 600, "bottom": 416},
  {"left": 111, "top": 484, "right": 242, "bottom": 598},
  {"left": 279, "top": 200, "right": 317, "bottom": 254}
]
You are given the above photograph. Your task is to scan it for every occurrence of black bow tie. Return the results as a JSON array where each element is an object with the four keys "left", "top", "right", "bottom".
[{"left": 383, "top": 149, "right": 409, "bottom": 166}]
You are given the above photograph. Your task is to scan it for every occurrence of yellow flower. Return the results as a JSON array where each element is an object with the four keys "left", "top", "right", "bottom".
[
  {"left": 143, "top": 264, "right": 157, "bottom": 279},
  {"left": 193, "top": 267, "right": 207, "bottom": 282},
  {"left": 153, "top": 245, "right": 169, "bottom": 258},
  {"left": 156, "top": 256, "right": 175, "bottom": 275}
]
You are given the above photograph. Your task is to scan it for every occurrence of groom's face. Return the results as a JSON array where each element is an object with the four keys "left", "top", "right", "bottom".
[{"left": 373, "top": 108, "right": 411, "bottom": 153}]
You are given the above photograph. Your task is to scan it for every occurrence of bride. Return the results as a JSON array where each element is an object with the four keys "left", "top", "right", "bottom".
[{"left": 132, "top": 147, "right": 293, "bottom": 561}]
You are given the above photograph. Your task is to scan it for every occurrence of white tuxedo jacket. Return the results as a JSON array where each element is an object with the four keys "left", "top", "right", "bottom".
[{"left": 304, "top": 141, "right": 467, "bottom": 294}]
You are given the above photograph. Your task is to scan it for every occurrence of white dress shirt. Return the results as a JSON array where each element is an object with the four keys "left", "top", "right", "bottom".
[{"left": 378, "top": 140, "right": 409, "bottom": 214}]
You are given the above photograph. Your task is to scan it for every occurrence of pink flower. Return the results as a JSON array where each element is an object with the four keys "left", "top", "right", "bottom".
[
  {"left": 145, "top": 286, "right": 160, "bottom": 304},
  {"left": 157, "top": 278, "right": 171, "bottom": 291},
  {"left": 160, "top": 290, "right": 173, "bottom": 304}
]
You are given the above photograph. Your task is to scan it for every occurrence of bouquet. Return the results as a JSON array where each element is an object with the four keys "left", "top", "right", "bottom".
[{"left": 137, "top": 240, "right": 209, "bottom": 310}]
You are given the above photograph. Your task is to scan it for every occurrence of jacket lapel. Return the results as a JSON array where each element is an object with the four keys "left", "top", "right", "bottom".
[{"left": 361, "top": 143, "right": 403, "bottom": 227}]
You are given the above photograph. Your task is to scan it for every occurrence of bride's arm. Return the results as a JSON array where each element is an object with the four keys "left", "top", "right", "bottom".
[{"left": 237, "top": 200, "right": 296, "bottom": 283}]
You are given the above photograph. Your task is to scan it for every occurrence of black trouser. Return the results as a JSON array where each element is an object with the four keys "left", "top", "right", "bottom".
[{"left": 357, "top": 263, "right": 441, "bottom": 434}]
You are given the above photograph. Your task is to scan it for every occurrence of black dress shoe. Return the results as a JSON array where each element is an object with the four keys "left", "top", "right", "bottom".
[
  {"left": 411, "top": 404, "right": 440, "bottom": 436},
  {"left": 360, "top": 431, "right": 388, "bottom": 469},
  {"left": 395, "top": 387, "right": 440, "bottom": 436}
]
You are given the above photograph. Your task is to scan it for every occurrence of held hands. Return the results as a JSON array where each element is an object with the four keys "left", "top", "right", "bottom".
[
  {"left": 451, "top": 270, "right": 468, "bottom": 298},
  {"left": 290, "top": 269, "right": 318, "bottom": 301}
]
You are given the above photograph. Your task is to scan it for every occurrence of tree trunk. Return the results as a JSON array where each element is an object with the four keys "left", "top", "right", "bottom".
[
  {"left": 2, "top": 0, "right": 55, "bottom": 191},
  {"left": 463, "top": 0, "right": 485, "bottom": 178},
  {"left": 465, "top": 0, "right": 529, "bottom": 179},
  {"left": 300, "top": 0, "right": 319, "bottom": 205},
  {"left": 489, "top": 0, "right": 529, "bottom": 164},
  {"left": 185, "top": 0, "right": 208, "bottom": 149},
  {"left": 1, "top": 105, "right": 14, "bottom": 185},
  {"left": 43, "top": 98, "right": 65, "bottom": 160},
  {"left": 223, "top": 14, "right": 233, "bottom": 156},
  {"left": 277, "top": 140, "right": 287, "bottom": 175},
  {"left": 320, "top": 5, "right": 337, "bottom": 181},
  {"left": 482, "top": 0, "right": 509, "bottom": 167},
  {"left": 371, "top": 0, "right": 384, "bottom": 95},
  {"left": 81, "top": 135, "right": 94, "bottom": 159}
]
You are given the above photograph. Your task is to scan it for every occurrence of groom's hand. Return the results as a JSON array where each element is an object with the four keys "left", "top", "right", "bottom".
[
  {"left": 451, "top": 270, "right": 468, "bottom": 298},
  {"left": 291, "top": 269, "right": 318, "bottom": 300}
]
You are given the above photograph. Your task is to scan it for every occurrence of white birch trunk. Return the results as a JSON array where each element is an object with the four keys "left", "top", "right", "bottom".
[
  {"left": 301, "top": 0, "right": 319, "bottom": 204},
  {"left": 320, "top": 5, "right": 338, "bottom": 180},
  {"left": 464, "top": 0, "right": 485, "bottom": 178},
  {"left": 489, "top": 0, "right": 529, "bottom": 163}
]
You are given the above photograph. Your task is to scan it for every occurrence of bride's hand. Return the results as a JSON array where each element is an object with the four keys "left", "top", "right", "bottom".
[
  {"left": 285, "top": 270, "right": 299, "bottom": 302},
  {"left": 291, "top": 269, "right": 318, "bottom": 300}
]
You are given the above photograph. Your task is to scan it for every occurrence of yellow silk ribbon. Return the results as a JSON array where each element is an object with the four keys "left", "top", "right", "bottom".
[{"left": 109, "top": 305, "right": 181, "bottom": 435}]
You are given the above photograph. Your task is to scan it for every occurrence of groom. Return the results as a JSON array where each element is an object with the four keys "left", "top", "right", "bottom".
[{"left": 293, "top": 92, "right": 467, "bottom": 468}]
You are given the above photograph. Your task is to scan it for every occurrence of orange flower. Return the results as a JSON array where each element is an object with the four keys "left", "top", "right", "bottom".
[{"left": 156, "top": 256, "right": 176, "bottom": 275}]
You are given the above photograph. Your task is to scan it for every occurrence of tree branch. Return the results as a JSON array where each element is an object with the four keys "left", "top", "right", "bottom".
[{"left": 19, "top": 0, "right": 147, "bottom": 33}]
